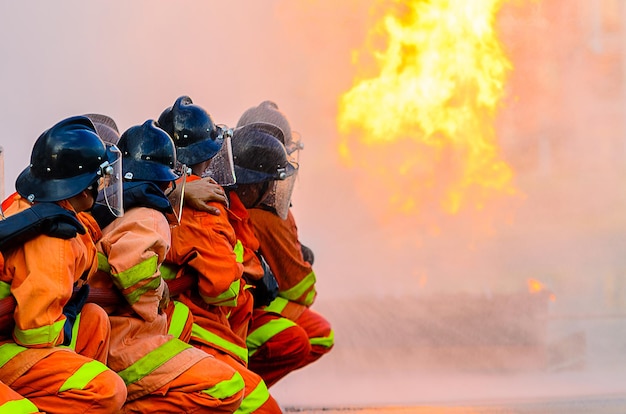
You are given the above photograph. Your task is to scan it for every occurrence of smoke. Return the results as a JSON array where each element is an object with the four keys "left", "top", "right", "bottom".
[{"left": 2, "top": 0, "right": 626, "bottom": 409}]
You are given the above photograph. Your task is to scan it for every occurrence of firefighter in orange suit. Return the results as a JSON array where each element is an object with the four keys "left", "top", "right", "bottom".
[
  {"left": 157, "top": 96, "right": 282, "bottom": 413},
  {"left": 234, "top": 102, "right": 334, "bottom": 386},
  {"left": 226, "top": 186, "right": 311, "bottom": 388},
  {"left": 0, "top": 116, "right": 127, "bottom": 413},
  {"left": 89, "top": 120, "right": 244, "bottom": 413}
]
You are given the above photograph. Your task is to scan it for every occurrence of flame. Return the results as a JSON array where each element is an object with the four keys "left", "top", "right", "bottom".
[
  {"left": 527, "top": 278, "right": 544, "bottom": 293},
  {"left": 527, "top": 278, "right": 556, "bottom": 301},
  {"left": 337, "top": 0, "right": 517, "bottom": 217}
]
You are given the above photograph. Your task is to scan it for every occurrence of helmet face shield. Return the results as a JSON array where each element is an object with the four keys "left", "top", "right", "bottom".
[
  {"left": 96, "top": 144, "right": 123, "bottom": 217},
  {"left": 261, "top": 171, "right": 297, "bottom": 220},
  {"left": 286, "top": 130, "right": 304, "bottom": 163},
  {"left": 202, "top": 131, "right": 236, "bottom": 187}
]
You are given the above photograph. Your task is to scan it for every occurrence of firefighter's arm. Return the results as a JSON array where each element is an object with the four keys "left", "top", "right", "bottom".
[
  {"left": 12, "top": 236, "right": 77, "bottom": 348},
  {"left": 105, "top": 209, "right": 170, "bottom": 322},
  {"left": 252, "top": 210, "right": 317, "bottom": 307},
  {"left": 184, "top": 213, "right": 242, "bottom": 306}
]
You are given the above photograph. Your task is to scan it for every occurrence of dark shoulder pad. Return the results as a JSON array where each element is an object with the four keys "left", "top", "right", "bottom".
[{"left": 0, "top": 203, "right": 86, "bottom": 253}]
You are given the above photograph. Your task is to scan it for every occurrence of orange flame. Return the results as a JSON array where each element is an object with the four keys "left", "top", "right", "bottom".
[
  {"left": 337, "top": 0, "right": 517, "bottom": 217},
  {"left": 527, "top": 278, "right": 544, "bottom": 293},
  {"left": 527, "top": 278, "right": 556, "bottom": 301}
]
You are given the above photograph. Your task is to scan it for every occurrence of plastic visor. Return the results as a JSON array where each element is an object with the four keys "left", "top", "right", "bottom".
[
  {"left": 96, "top": 144, "right": 123, "bottom": 217},
  {"left": 286, "top": 130, "right": 304, "bottom": 163},
  {"left": 202, "top": 127, "right": 236, "bottom": 187},
  {"left": 261, "top": 171, "right": 297, "bottom": 220},
  {"left": 166, "top": 163, "right": 190, "bottom": 227}
]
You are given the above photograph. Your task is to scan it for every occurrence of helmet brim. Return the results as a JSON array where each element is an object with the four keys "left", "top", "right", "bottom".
[
  {"left": 16, "top": 166, "right": 99, "bottom": 202},
  {"left": 122, "top": 158, "right": 180, "bottom": 182},
  {"left": 176, "top": 137, "right": 223, "bottom": 166}
]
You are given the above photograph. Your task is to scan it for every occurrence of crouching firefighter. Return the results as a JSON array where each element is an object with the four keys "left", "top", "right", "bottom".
[
  {"left": 0, "top": 116, "right": 127, "bottom": 413},
  {"left": 157, "top": 96, "right": 282, "bottom": 413},
  {"left": 88, "top": 119, "right": 245, "bottom": 413}
]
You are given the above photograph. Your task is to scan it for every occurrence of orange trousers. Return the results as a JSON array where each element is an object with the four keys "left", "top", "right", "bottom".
[
  {"left": 0, "top": 381, "right": 40, "bottom": 413},
  {"left": 121, "top": 354, "right": 244, "bottom": 414},
  {"left": 248, "top": 308, "right": 333, "bottom": 387},
  {"left": 9, "top": 351, "right": 126, "bottom": 414},
  {"left": 195, "top": 343, "right": 282, "bottom": 413},
  {"left": 3, "top": 303, "right": 127, "bottom": 413}
]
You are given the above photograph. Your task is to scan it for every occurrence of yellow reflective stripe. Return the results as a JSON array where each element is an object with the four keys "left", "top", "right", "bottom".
[
  {"left": 113, "top": 255, "right": 158, "bottom": 290},
  {"left": 0, "top": 343, "right": 27, "bottom": 367},
  {"left": 280, "top": 271, "right": 316, "bottom": 303},
  {"left": 160, "top": 263, "right": 179, "bottom": 281},
  {"left": 68, "top": 313, "right": 81, "bottom": 350},
  {"left": 201, "top": 371, "right": 245, "bottom": 400},
  {"left": 246, "top": 318, "right": 297, "bottom": 356},
  {"left": 264, "top": 296, "right": 289, "bottom": 314},
  {"left": 168, "top": 301, "right": 190, "bottom": 339},
  {"left": 117, "top": 339, "right": 192, "bottom": 385},
  {"left": 310, "top": 329, "right": 334, "bottom": 348},
  {"left": 123, "top": 276, "right": 161, "bottom": 305},
  {"left": 96, "top": 252, "right": 110, "bottom": 273},
  {"left": 234, "top": 379, "right": 270, "bottom": 413},
  {"left": 233, "top": 240, "right": 244, "bottom": 264},
  {"left": 0, "top": 281, "right": 11, "bottom": 298},
  {"left": 0, "top": 398, "right": 39, "bottom": 414},
  {"left": 303, "top": 289, "right": 317, "bottom": 306},
  {"left": 14, "top": 319, "right": 65, "bottom": 347},
  {"left": 200, "top": 279, "right": 240, "bottom": 307},
  {"left": 59, "top": 359, "right": 109, "bottom": 392},
  {"left": 191, "top": 323, "right": 248, "bottom": 364}
]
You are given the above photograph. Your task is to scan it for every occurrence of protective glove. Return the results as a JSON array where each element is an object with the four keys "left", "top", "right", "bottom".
[
  {"left": 301, "top": 243, "right": 315, "bottom": 265},
  {"left": 62, "top": 284, "right": 90, "bottom": 346},
  {"left": 251, "top": 252, "right": 279, "bottom": 308}
]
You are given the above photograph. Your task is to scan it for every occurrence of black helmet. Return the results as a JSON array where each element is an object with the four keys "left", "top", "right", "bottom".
[
  {"left": 236, "top": 101, "right": 303, "bottom": 155},
  {"left": 118, "top": 120, "right": 179, "bottom": 182},
  {"left": 16, "top": 116, "right": 114, "bottom": 202},
  {"left": 232, "top": 124, "right": 298, "bottom": 185},
  {"left": 157, "top": 96, "right": 224, "bottom": 166}
]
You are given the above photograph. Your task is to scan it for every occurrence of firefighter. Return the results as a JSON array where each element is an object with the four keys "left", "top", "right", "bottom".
[
  {"left": 236, "top": 101, "right": 314, "bottom": 264},
  {"left": 89, "top": 120, "right": 245, "bottom": 413},
  {"left": 0, "top": 116, "right": 127, "bottom": 413},
  {"left": 233, "top": 103, "right": 334, "bottom": 386},
  {"left": 157, "top": 96, "right": 282, "bottom": 413}
]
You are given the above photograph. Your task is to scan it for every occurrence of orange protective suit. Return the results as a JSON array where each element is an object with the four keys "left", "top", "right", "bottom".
[
  {"left": 228, "top": 193, "right": 311, "bottom": 387},
  {"left": 247, "top": 207, "right": 334, "bottom": 385},
  {"left": 163, "top": 176, "right": 281, "bottom": 413},
  {"left": 92, "top": 203, "right": 244, "bottom": 413},
  {"left": 0, "top": 194, "right": 127, "bottom": 413},
  {"left": 0, "top": 381, "right": 40, "bottom": 413}
]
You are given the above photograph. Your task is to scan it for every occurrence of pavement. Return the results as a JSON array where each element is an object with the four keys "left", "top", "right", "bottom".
[
  {"left": 270, "top": 296, "right": 626, "bottom": 414},
  {"left": 281, "top": 394, "right": 626, "bottom": 413}
]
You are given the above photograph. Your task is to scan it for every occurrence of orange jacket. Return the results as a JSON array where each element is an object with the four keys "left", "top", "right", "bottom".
[
  {"left": 227, "top": 192, "right": 264, "bottom": 281},
  {"left": 248, "top": 208, "right": 317, "bottom": 319},
  {"left": 92, "top": 206, "right": 207, "bottom": 401},
  {"left": 1, "top": 196, "right": 98, "bottom": 348},
  {"left": 0, "top": 195, "right": 99, "bottom": 383},
  {"left": 165, "top": 176, "right": 243, "bottom": 305},
  {"left": 163, "top": 176, "right": 248, "bottom": 364}
]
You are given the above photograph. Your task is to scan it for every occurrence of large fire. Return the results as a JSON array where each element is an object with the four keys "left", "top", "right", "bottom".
[{"left": 337, "top": 0, "right": 517, "bottom": 218}]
